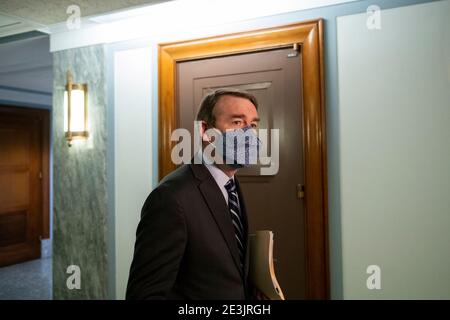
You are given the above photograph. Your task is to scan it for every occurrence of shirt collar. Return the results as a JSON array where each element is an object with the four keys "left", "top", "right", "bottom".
[
  {"left": 204, "top": 162, "right": 233, "bottom": 188},
  {"left": 195, "top": 151, "right": 234, "bottom": 188}
]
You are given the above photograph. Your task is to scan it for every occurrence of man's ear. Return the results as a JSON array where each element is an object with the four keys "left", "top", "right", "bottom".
[{"left": 200, "top": 121, "right": 209, "bottom": 142}]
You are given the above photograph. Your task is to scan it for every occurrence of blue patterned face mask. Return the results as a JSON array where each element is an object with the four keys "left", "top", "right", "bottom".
[{"left": 214, "top": 126, "right": 262, "bottom": 169}]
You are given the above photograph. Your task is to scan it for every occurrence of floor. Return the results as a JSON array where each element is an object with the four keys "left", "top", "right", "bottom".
[{"left": 0, "top": 258, "right": 52, "bottom": 300}]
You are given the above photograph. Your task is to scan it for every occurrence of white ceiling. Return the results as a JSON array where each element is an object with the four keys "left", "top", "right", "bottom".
[{"left": 0, "top": 0, "right": 172, "bottom": 37}]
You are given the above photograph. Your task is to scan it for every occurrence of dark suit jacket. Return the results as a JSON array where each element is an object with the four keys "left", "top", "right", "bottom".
[{"left": 126, "top": 163, "right": 250, "bottom": 300}]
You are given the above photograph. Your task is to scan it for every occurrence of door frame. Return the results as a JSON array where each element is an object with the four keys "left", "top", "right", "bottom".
[
  {"left": 0, "top": 105, "right": 50, "bottom": 241},
  {"left": 158, "top": 20, "right": 329, "bottom": 299}
]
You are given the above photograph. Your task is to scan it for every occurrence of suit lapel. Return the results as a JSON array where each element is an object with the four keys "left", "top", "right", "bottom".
[{"left": 191, "top": 164, "right": 243, "bottom": 277}]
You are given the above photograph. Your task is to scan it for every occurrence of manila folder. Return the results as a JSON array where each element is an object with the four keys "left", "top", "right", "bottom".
[{"left": 248, "top": 230, "right": 285, "bottom": 300}]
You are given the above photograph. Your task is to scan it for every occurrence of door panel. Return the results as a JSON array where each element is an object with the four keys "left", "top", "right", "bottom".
[
  {"left": 0, "top": 111, "right": 42, "bottom": 267},
  {"left": 177, "top": 47, "right": 306, "bottom": 298}
]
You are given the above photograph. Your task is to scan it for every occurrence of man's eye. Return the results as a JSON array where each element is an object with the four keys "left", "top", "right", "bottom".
[
  {"left": 251, "top": 123, "right": 258, "bottom": 128},
  {"left": 232, "top": 120, "right": 242, "bottom": 125}
]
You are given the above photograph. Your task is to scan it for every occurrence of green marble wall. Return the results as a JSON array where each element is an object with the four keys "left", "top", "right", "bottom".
[{"left": 52, "top": 45, "right": 108, "bottom": 299}]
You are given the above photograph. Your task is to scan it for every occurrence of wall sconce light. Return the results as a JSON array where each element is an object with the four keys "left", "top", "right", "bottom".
[{"left": 64, "top": 70, "right": 88, "bottom": 146}]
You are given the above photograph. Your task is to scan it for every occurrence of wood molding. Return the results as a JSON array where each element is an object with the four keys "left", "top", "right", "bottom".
[
  {"left": 158, "top": 20, "right": 329, "bottom": 299},
  {"left": 40, "top": 108, "right": 50, "bottom": 239}
]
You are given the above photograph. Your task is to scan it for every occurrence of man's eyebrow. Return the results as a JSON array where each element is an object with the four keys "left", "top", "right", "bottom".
[{"left": 230, "top": 114, "right": 260, "bottom": 122}]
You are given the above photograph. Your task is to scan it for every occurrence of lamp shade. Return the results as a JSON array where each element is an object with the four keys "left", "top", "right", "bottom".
[
  {"left": 64, "top": 89, "right": 86, "bottom": 133},
  {"left": 64, "top": 71, "right": 88, "bottom": 146}
]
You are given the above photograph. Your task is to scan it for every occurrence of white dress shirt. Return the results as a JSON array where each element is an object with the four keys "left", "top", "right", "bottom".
[
  {"left": 204, "top": 162, "right": 235, "bottom": 205},
  {"left": 195, "top": 151, "right": 239, "bottom": 207}
]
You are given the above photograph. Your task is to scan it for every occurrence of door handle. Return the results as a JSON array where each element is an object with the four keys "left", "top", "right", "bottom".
[{"left": 297, "top": 184, "right": 305, "bottom": 199}]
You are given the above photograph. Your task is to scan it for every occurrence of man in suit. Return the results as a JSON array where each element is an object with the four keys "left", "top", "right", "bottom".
[{"left": 126, "top": 88, "right": 260, "bottom": 300}]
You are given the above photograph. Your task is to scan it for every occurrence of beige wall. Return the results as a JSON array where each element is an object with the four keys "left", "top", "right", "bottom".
[
  {"left": 114, "top": 47, "right": 153, "bottom": 299},
  {"left": 337, "top": 0, "right": 450, "bottom": 299}
]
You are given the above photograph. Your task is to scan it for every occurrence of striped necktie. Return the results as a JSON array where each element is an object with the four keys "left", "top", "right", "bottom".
[{"left": 224, "top": 179, "right": 245, "bottom": 269}]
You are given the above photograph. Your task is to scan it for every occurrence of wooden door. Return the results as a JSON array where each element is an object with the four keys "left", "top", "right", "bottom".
[
  {"left": 0, "top": 105, "right": 49, "bottom": 267},
  {"left": 177, "top": 47, "right": 306, "bottom": 298},
  {"left": 159, "top": 21, "right": 329, "bottom": 299}
]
